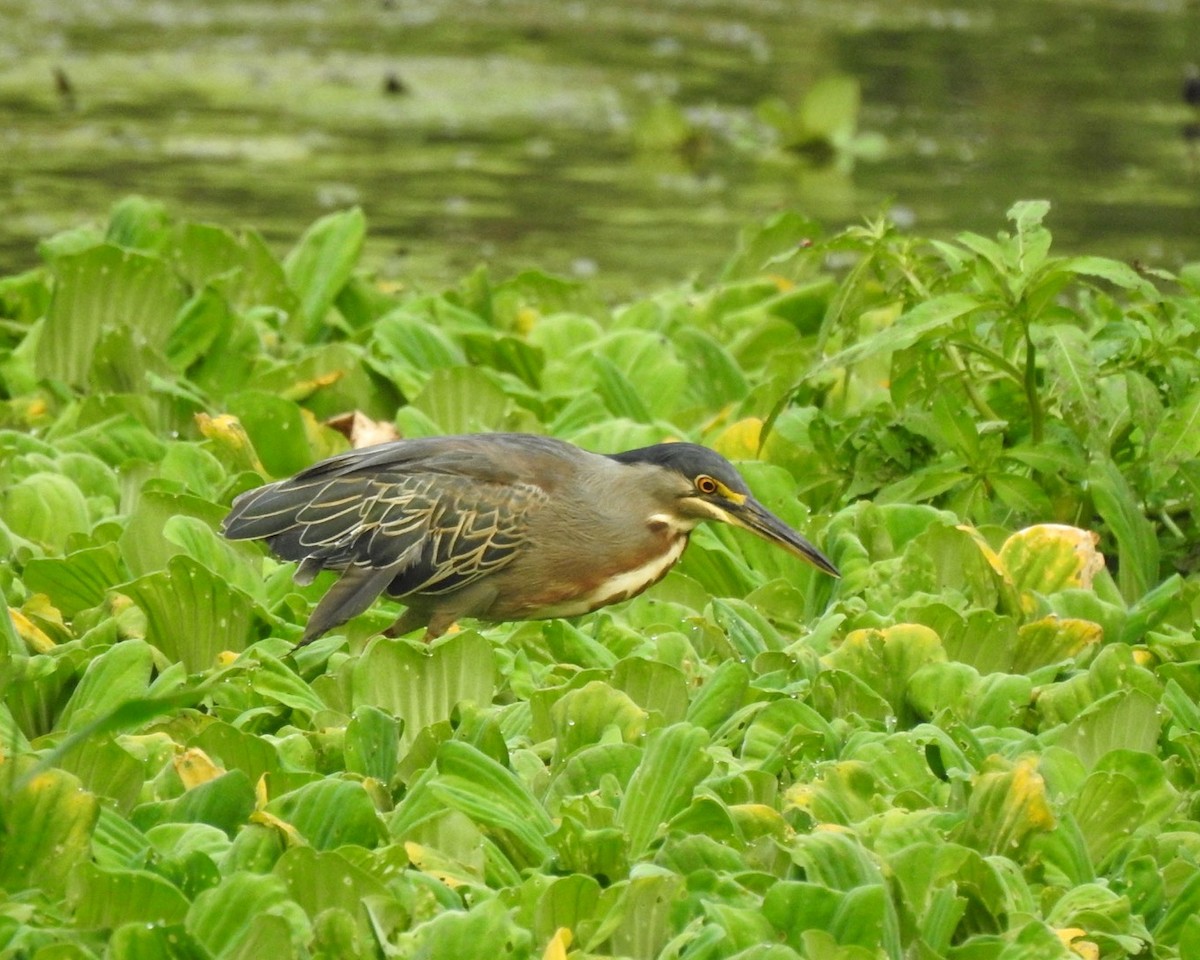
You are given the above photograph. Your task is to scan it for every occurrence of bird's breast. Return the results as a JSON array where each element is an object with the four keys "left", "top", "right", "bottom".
[{"left": 501, "top": 532, "right": 690, "bottom": 621}]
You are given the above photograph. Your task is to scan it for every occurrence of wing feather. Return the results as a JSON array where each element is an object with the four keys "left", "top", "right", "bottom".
[{"left": 223, "top": 463, "right": 549, "bottom": 598}]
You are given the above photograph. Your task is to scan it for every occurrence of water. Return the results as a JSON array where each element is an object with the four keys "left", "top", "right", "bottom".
[{"left": 0, "top": 0, "right": 1196, "bottom": 297}]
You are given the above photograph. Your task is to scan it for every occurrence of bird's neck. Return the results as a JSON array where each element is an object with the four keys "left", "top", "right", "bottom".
[{"left": 646, "top": 512, "right": 701, "bottom": 537}]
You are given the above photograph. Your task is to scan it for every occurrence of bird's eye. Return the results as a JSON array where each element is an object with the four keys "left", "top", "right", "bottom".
[{"left": 696, "top": 475, "right": 719, "bottom": 495}]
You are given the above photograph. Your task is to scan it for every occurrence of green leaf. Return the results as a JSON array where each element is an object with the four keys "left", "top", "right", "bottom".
[
  {"left": 721, "top": 211, "right": 821, "bottom": 281},
  {"left": 1043, "top": 325, "right": 1103, "bottom": 449},
  {"left": 167, "top": 221, "right": 295, "bottom": 312},
  {"left": 1, "top": 472, "right": 92, "bottom": 552},
  {"left": 1086, "top": 458, "right": 1158, "bottom": 600},
  {"left": 36, "top": 244, "right": 186, "bottom": 387},
  {"left": 352, "top": 632, "right": 495, "bottom": 751},
  {"left": 543, "top": 742, "right": 641, "bottom": 815},
  {"left": 741, "top": 698, "right": 836, "bottom": 769},
  {"left": 1155, "top": 871, "right": 1200, "bottom": 948},
  {"left": 390, "top": 897, "right": 532, "bottom": 960},
  {"left": 411, "top": 367, "right": 519, "bottom": 434},
  {"left": 120, "top": 554, "right": 259, "bottom": 672},
  {"left": 1059, "top": 254, "right": 1159, "bottom": 299},
  {"left": 1068, "top": 771, "right": 1144, "bottom": 870},
  {"left": 617, "top": 722, "right": 712, "bottom": 857},
  {"left": 184, "top": 871, "right": 299, "bottom": 958},
  {"left": 532, "top": 874, "right": 603, "bottom": 945},
  {"left": 162, "top": 515, "right": 264, "bottom": 600},
  {"left": 58, "top": 736, "right": 145, "bottom": 812},
  {"left": 170, "top": 769, "right": 256, "bottom": 835},
  {"left": 0, "top": 766, "right": 98, "bottom": 897},
  {"left": 119, "top": 489, "right": 229, "bottom": 578},
  {"left": 550, "top": 680, "right": 646, "bottom": 760},
  {"left": 21, "top": 543, "right": 125, "bottom": 617},
  {"left": 988, "top": 472, "right": 1053, "bottom": 518},
  {"left": 611, "top": 657, "right": 689, "bottom": 726},
  {"left": 429, "top": 739, "right": 555, "bottom": 867},
  {"left": 594, "top": 873, "right": 686, "bottom": 959},
  {"left": 68, "top": 862, "right": 190, "bottom": 928},
  {"left": 1148, "top": 382, "right": 1200, "bottom": 488},
  {"left": 345, "top": 704, "right": 401, "bottom": 782},
  {"left": 60, "top": 411, "right": 169, "bottom": 466},
  {"left": 266, "top": 778, "right": 383, "bottom": 850},
  {"left": 823, "top": 624, "right": 946, "bottom": 720},
  {"left": 593, "top": 354, "right": 652, "bottom": 422},
  {"left": 273, "top": 846, "right": 389, "bottom": 918},
  {"left": 686, "top": 659, "right": 751, "bottom": 733},
  {"left": 762, "top": 882, "right": 847, "bottom": 951},
  {"left": 192, "top": 721, "right": 281, "bottom": 783},
  {"left": 223, "top": 390, "right": 335, "bottom": 479},
  {"left": 106, "top": 196, "right": 171, "bottom": 250},
  {"left": 1047, "top": 689, "right": 1162, "bottom": 771},
  {"left": 57, "top": 639, "right": 154, "bottom": 731},
  {"left": 283, "top": 207, "right": 365, "bottom": 341},
  {"left": 592, "top": 329, "right": 688, "bottom": 420},
  {"left": 811, "top": 293, "right": 984, "bottom": 375},
  {"left": 107, "top": 922, "right": 207, "bottom": 959},
  {"left": 931, "top": 390, "right": 981, "bottom": 465}
]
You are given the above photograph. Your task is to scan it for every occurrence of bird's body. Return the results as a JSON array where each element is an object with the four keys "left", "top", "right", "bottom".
[{"left": 222, "top": 433, "right": 837, "bottom": 646}]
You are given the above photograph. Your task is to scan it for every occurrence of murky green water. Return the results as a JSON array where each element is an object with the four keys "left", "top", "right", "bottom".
[{"left": 0, "top": 0, "right": 1196, "bottom": 296}]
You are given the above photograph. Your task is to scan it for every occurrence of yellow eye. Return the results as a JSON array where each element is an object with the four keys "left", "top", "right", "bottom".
[{"left": 696, "top": 475, "right": 719, "bottom": 495}]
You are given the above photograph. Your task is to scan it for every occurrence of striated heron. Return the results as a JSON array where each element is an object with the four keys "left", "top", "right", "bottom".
[{"left": 222, "top": 433, "right": 839, "bottom": 647}]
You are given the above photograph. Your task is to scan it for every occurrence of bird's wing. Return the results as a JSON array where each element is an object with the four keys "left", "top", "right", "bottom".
[{"left": 224, "top": 466, "right": 549, "bottom": 596}]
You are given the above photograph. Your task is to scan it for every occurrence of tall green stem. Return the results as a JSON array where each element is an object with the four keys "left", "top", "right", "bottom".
[{"left": 1024, "top": 325, "right": 1043, "bottom": 443}]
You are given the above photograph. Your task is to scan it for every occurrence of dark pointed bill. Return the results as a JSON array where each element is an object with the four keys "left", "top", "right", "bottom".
[{"left": 729, "top": 497, "right": 840, "bottom": 577}]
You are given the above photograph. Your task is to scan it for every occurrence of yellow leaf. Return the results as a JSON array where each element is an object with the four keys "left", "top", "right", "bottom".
[
  {"left": 1007, "top": 756, "right": 1056, "bottom": 832},
  {"left": 958, "top": 755, "right": 1056, "bottom": 855},
  {"left": 515, "top": 307, "right": 539, "bottom": 335},
  {"left": 956, "top": 524, "right": 1011, "bottom": 580},
  {"left": 174, "top": 748, "right": 224, "bottom": 789},
  {"left": 1056, "top": 928, "right": 1099, "bottom": 960},
  {"left": 999, "top": 524, "right": 1104, "bottom": 595},
  {"left": 403, "top": 842, "right": 471, "bottom": 888},
  {"left": 249, "top": 809, "right": 306, "bottom": 846},
  {"left": 783, "top": 784, "right": 814, "bottom": 812},
  {"left": 1014, "top": 616, "right": 1102, "bottom": 669},
  {"left": 542, "top": 928, "right": 572, "bottom": 960},
  {"left": 9, "top": 607, "right": 55, "bottom": 654},
  {"left": 729, "top": 803, "right": 790, "bottom": 841},
  {"left": 195, "top": 412, "right": 263, "bottom": 473},
  {"left": 712, "top": 418, "right": 763, "bottom": 460},
  {"left": 280, "top": 370, "right": 343, "bottom": 402}
]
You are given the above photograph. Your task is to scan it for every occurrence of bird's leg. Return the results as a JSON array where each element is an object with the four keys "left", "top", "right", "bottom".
[
  {"left": 421, "top": 609, "right": 460, "bottom": 641},
  {"left": 384, "top": 607, "right": 428, "bottom": 639}
]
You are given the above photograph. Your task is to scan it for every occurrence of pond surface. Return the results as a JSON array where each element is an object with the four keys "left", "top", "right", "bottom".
[{"left": 0, "top": 0, "right": 1196, "bottom": 297}]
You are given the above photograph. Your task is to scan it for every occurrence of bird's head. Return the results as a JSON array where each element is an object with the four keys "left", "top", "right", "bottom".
[{"left": 609, "top": 442, "right": 840, "bottom": 577}]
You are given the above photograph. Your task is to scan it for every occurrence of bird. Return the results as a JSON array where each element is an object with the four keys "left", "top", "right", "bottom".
[
  {"left": 221, "top": 433, "right": 839, "bottom": 648},
  {"left": 1185, "top": 64, "right": 1200, "bottom": 108}
]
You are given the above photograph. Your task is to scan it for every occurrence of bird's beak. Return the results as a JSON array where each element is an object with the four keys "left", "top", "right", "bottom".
[{"left": 726, "top": 497, "right": 840, "bottom": 577}]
